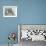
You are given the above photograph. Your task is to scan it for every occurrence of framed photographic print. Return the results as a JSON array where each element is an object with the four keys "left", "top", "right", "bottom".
[{"left": 3, "top": 6, "right": 17, "bottom": 17}]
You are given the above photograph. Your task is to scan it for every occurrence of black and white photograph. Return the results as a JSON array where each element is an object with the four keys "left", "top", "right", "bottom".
[{"left": 18, "top": 25, "right": 46, "bottom": 46}]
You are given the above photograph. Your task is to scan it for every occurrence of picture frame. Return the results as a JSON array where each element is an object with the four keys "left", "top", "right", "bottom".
[
  {"left": 18, "top": 24, "right": 46, "bottom": 42},
  {"left": 3, "top": 6, "right": 17, "bottom": 17}
]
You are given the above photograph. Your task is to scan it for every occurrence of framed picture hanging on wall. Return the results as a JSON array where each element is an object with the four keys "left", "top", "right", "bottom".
[{"left": 3, "top": 6, "right": 17, "bottom": 17}]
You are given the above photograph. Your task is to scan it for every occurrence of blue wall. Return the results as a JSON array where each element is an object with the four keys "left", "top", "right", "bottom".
[{"left": 0, "top": 0, "right": 46, "bottom": 44}]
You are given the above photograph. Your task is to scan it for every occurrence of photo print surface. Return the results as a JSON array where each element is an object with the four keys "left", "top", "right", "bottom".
[
  {"left": 18, "top": 25, "right": 46, "bottom": 41},
  {"left": 3, "top": 6, "right": 17, "bottom": 17}
]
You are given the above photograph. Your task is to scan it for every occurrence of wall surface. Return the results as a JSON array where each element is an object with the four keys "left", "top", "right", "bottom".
[
  {"left": 0, "top": 0, "right": 18, "bottom": 44},
  {"left": 0, "top": 0, "right": 46, "bottom": 45}
]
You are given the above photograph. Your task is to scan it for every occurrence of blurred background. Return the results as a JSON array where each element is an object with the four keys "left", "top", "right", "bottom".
[{"left": 0, "top": 0, "right": 46, "bottom": 46}]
